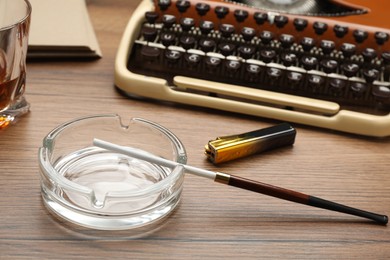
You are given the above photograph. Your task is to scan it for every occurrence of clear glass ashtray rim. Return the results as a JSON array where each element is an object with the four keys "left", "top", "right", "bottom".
[
  {"left": 38, "top": 114, "right": 188, "bottom": 230},
  {"left": 38, "top": 114, "right": 188, "bottom": 198}
]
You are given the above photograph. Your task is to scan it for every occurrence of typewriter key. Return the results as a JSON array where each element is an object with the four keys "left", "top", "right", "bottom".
[
  {"left": 279, "top": 34, "right": 295, "bottom": 49},
  {"left": 341, "top": 63, "right": 360, "bottom": 78},
  {"left": 220, "top": 24, "right": 236, "bottom": 38},
  {"left": 145, "top": 12, "right": 159, "bottom": 24},
  {"left": 241, "top": 27, "right": 256, "bottom": 42},
  {"left": 372, "top": 85, "right": 390, "bottom": 101},
  {"left": 313, "top": 22, "right": 328, "bottom": 35},
  {"left": 259, "top": 31, "right": 274, "bottom": 45},
  {"left": 301, "top": 37, "right": 315, "bottom": 52},
  {"left": 234, "top": 9, "right": 249, "bottom": 23},
  {"left": 320, "top": 40, "right": 335, "bottom": 55},
  {"left": 274, "top": 15, "right": 288, "bottom": 29},
  {"left": 375, "top": 31, "right": 389, "bottom": 45},
  {"left": 246, "top": 63, "right": 262, "bottom": 82},
  {"left": 176, "top": 0, "right": 190, "bottom": 13},
  {"left": 162, "top": 14, "right": 176, "bottom": 29},
  {"left": 320, "top": 59, "right": 338, "bottom": 74},
  {"left": 218, "top": 43, "right": 236, "bottom": 56},
  {"left": 225, "top": 59, "right": 241, "bottom": 75},
  {"left": 160, "top": 32, "right": 176, "bottom": 47},
  {"left": 362, "top": 48, "right": 377, "bottom": 63},
  {"left": 287, "top": 71, "right": 303, "bottom": 88},
  {"left": 293, "top": 18, "right": 308, "bottom": 32},
  {"left": 341, "top": 43, "right": 356, "bottom": 58},
  {"left": 199, "top": 38, "right": 216, "bottom": 52},
  {"left": 260, "top": 49, "right": 276, "bottom": 63},
  {"left": 353, "top": 30, "right": 368, "bottom": 43},
  {"left": 238, "top": 46, "right": 256, "bottom": 59},
  {"left": 215, "top": 6, "right": 229, "bottom": 19},
  {"left": 180, "top": 35, "right": 196, "bottom": 50},
  {"left": 141, "top": 46, "right": 161, "bottom": 62},
  {"left": 254, "top": 12, "right": 267, "bottom": 25},
  {"left": 281, "top": 53, "right": 297, "bottom": 67},
  {"left": 350, "top": 82, "right": 367, "bottom": 97},
  {"left": 329, "top": 78, "right": 346, "bottom": 95},
  {"left": 363, "top": 68, "right": 379, "bottom": 83},
  {"left": 301, "top": 56, "right": 318, "bottom": 70},
  {"left": 180, "top": 17, "right": 195, "bottom": 32},
  {"left": 158, "top": 0, "right": 171, "bottom": 11},
  {"left": 333, "top": 24, "right": 349, "bottom": 38},
  {"left": 195, "top": 3, "right": 210, "bottom": 16},
  {"left": 199, "top": 21, "right": 214, "bottom": 35},
  {"left": 141, "top": 27, "right": 158, "bottom": 42}
]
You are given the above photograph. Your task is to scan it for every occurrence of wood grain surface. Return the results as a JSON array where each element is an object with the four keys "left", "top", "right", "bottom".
[{"left": 0, "top": 0, "right": 389, "bottom": 259}]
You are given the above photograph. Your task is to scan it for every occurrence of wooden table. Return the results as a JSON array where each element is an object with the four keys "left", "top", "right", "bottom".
[{"left": 1, "top": 0, "right": 389, "bottom": 258}]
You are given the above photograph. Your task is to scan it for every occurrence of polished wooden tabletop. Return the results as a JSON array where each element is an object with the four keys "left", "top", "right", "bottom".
[{"left": 1, "top": 0, "right": 389, "bottom": 259}]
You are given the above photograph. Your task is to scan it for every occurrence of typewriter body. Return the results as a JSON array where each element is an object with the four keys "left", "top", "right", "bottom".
[{"left": 115, "top": 0, "right": 390, "bottom": 137}]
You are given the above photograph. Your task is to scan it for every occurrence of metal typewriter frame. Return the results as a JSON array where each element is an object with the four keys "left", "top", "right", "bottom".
[{"left": 115, "top": 0, "right": 390, "bottom": 137}]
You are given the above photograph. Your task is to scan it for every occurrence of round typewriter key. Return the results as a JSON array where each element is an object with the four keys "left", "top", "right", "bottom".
[
  {"left": 165, "top": 49, "right": 182, "bottom": 64},
  {"left": 308, "top": 74, "right": 325, "bottom": 90},
  {"left": 195, "top": 3, "right": 210, "bottom": 16},
  {"left": 142, "top": 27, "right": 158, "bottom": 42},
  {"left": 372, "top": 85, "right": 390, "bottom": 100},
  {"left": 141, "top": 46, "right": 161, "bottom": 61},
  {"left": 313, "top": 22, "right": 328, "bottom": 35},
  {"left": 333, "top": 24, "right": 349, "bottom": 38},
  {"left": 350, "top": 82, "right": 367, "bottom": 96},
  {"left": 260, "top": 31, "right": 274, "bottom": 45},
  {"left": 281, "top": 53, "right": 297, "bottom": 67},
  {"left": 160, "top": 32, "right": 176, "bottom": 47},
  {"left": 246, "top": 63, "right": 262, "bottom": 81},
  {"left": 362, "top": 48, "right": 377, "bottom": 62},
  {"left": 199, "top": 38, "right": 216, "bottom": 52},
  {"left": 320, "top": 40, "right": 335, "bottom": 55},
  {"left": 234, "top": 9, "right": 248, "bottom": 23},
  {"left": 320, "top": 59, "right": 338, "bottom": 74},
  {"left": 180, "top": 35, "right": 196, "bottom": 50},
  {"left": 238, "top": 45, "right": 256, "bottom": 59},
  {"left": 215, "top": 6, "right": 229, "bottom": 19},
  {"left": 176, "top": 0, "right": 190, "bottom": 13},
  {"left": 260, "top": 49, "right": 276, "bottom": 63},
  {"left": 341, "top": 63, "right": 360, "bottom": 78},
  {"left": 162, "top": 14, "right": 176, "bottom": 29},
  {"left": 353, "top": 29, "right": 368, "bottom": 43},
  {"left": 199, "top": 20, "right": 214, "bottom": 35},
  {"left": 375, "top": 31, "right": 389, "bottom": 45},
  {"left": 363, "top": 68, "right": 379, "bottom": 83},
  {"left": 158, "top": 0, "right": 171, "bottom": 11},
  {"left": 293, "top": 18, "right": 308, "bottom": 31},
  {"left": 287, "top": 71, "right": 303, "bottom": 88},
  {"left": 185, "top": 53, "right": 201, "bottom": 67},
  {"left": 220, "top": 24, "right": 236, "bottom": 38},
  {"left": 267, "top": 67, "right": 283, "bottom": 83},
  {"left": 225, "top": 60, "right": 241, "bottom": 74},
  {"left": 341, "top": 43, "right": 356, "bottom": 58},
  {"left": 218, "top": 43, "right": 236, "bottom": 56},
  {"left": 301, "top": 56, "right": 318, "bottom": 70},
  {"left": 145, "top": 12, "right": 159, "bottom": 24},
  {"left": 254, "top": 12, "right": 268, "bottom": 25},
  {"left": 205, "top": 56, "right": 222, "bottom": 71},
  {"left": 241, "top": 27, "right": 256, "bottom": 41},
  {"left": 274, "top": 15, "right": 288, "bottom": 29},
  {"left": 301, "top": 37, "right": 315, "bottom": 52},
  {"left": 279, "top": 34, "right": 295, "bottom": 49},
  {"left": 180, "top": 17, "right": 195, "bottom": 32},
  {"left": 329, "top": 78, "right": 346, "bottom": 94},
  {"left": 381, "top": 51, "right": 390, "bottom": 65}
]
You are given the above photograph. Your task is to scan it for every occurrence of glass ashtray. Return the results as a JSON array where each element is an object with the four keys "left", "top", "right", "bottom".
[{"left": 38, "top": 114, "right": 187, "bottom": 230}]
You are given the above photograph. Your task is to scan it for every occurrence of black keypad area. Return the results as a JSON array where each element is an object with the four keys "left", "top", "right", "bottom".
[{"left": 128, "top": 11, "right": 390, "bottom": 114}]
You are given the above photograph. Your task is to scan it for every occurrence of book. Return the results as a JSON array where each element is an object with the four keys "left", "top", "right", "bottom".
[{"left": 28, "top": 0, "right": 102, "bottom": 59}]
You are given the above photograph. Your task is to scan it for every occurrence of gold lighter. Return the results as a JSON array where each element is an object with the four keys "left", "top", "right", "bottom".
[{"left": 205, "top": 123, "right": 296, "bottom": 164}]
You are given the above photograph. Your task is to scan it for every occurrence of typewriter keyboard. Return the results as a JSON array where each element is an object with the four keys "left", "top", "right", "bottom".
[{"left": 127, "top": 11, "right": 390, "bottom": 115}]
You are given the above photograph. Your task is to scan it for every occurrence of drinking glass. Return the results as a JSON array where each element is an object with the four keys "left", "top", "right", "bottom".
[{"left": 0, "top": 0, "right": 31, "bottom": 129}]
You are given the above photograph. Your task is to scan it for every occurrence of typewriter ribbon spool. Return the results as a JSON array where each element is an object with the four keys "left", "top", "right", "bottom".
[{"left": 115, "top": 0, "right": 390, "bottom": 137}]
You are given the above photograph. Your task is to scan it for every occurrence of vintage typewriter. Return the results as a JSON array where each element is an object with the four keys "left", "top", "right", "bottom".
[{"left": 115, "top": 0, "right": 390, "bottom": 137}]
